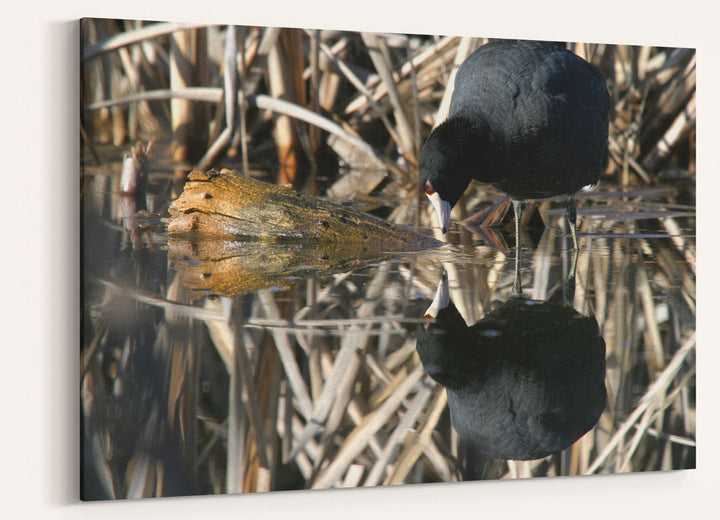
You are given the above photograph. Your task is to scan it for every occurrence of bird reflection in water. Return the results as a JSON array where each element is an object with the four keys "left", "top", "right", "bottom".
[{"left": 417, "top": 268, "right": 606, "bottom": 479}]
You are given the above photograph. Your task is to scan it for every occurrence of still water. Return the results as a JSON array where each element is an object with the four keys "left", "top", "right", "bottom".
[{"left": 81, "top": 159, "right": 695, "bottom": 499}]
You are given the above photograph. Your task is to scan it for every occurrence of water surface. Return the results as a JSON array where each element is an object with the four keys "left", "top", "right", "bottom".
[{"left": 81, "top": 156, "right": 696, "bottom": 499}]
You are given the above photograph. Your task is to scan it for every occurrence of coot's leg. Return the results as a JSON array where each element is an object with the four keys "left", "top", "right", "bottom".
[
  {"left": 512, "top": 200, "right": 524, "bottom": 295},
  {"left": 563, "top": 248, "right": 579, "bottom": 306},
  {"left": 566, "top": 195, "right": 579, "bottom": 251}
]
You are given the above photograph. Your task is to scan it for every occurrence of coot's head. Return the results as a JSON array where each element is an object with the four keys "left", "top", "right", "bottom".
[{"left": 419, "top": 121, "right": 475, "bottom": 234}]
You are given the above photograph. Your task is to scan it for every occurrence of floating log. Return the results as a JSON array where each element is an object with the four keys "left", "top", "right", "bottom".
[{"left": 166, "top": 168, "right": 440, "bottom": 247}]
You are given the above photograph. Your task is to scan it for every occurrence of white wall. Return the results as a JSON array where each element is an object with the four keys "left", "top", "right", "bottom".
[{"left": 2, "top": 1, "right": 717, "bottom": 518}]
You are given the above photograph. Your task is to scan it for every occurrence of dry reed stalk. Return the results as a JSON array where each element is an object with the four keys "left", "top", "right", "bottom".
[
  {"left": 384, "top": 386, "right": 447, "bottom": 485},
  {"left": 82, "top": 22, "right": 212, "bottom": 60},
  {"left": 252, "top": 94, "right": 386, "bottom": 170},
  {"left": 249, "top": 316, "right": 420, "bottom": 329},
  {"left": 368, "top": 366, "right": 410, "bottom": 409},
  {"left": 643, "top": 55, "right": 695, "bottom": 136},
  {"left": 132, "top": 60, "right": 162, "bottom": 137},
  {"left": 236, "top": 26, "right": 251, "bottom": 171},
  {"left": 422, "top": 438, "right": 456, "bottom": 482},
  {"left": 643, "top": 237, "right": 695, "bottom": 309},
  {"left": 312, "top": 264, "right": 396, "bottom": 464},
  {"left": 407, "top": 40, "right": 423, "bottom": 159},
  {"left": 281, "top": 28, "right": 317, "bottom": 177},
  {"left": 591, "top": 237, "right": 609, "bottom": 329},
  {"left": 240, "top": 27, "right": 263, "bottom": 70},
  {"left": 154, "top": 462, "right": 165, "bottom": 497},
  {"left": 602, "top": 244, "right": 626, "bottom": 420},
  {"left": 586, "top": 331, "right": 695, "bottom": 474},
  {"left": 243, "top": 348, "right": 281, "bottom": 492},
  {"left": 343, "top": 35, "right": 459, "bottom": 115},
  {"left": 385, "top": 338, "right": 419, "bottom": 372},
  {"left": 163, "top": 276, "right": 191, "bottom": 430},
  {"left": 311, "top": 364, "right": 425, "bottom": 488},
  {"left": 530, "top": 230, "right": 556, "bottom": 300},
  {"left": 293, "top": 410, "right": 322, "bottom": 464},
  {"left": 363, "top": 380, "right": 434, "bottom": 486},
  {"left": 505, "top": 460, "right": 534, "bottom": 479},
  {"left": 636, "top": 262, "right": 665, "bottom": 371},
  {"left": 310, "top": 33, "right": 405, "bottom": 156},
  {"left": 308, "top": 30, "right": 321, "bottom": 166},
  {"left": 196, "top": 26, "right": 238, "bottom": 170},
  {"left": 106, "top": 63, "right": 127, "bottom": 145},
  {"left": 84, "top": 88, "right": 387, "bottom": 169},
  {"left": 309, "top": 340, "right": 324, "bottom": 402},
  {"left": 267, "top": 29, "right": 305, "bottom": 186},
  {"left": 170, "top": 29, "right": 195, "bottom": 166},
  {"left": 362, "top": 33, "right": 417, "bottom": 161},
  {"left": 642, "top": 93, "right": 696, "bottom": 172},
  {"left": 341, "top": 465, "right": 366, "bottom": 488},
  {"left": 432, "top": 37, "right": 477, "bottom": 128},
  {"left": 233, "top": 314, "right": 271, "bottom": 474},
  {"left": 647, "top": 48, "right": 695, "bottom": 87},
  {"left": 287, "top": 334, "right": 365, "bottom": 461},
  {"left": 636, "top": 46, "right": 653, "bottom": 83},
  {"left": 278, "top": 378, "right": 293, "bottom": 462},
  {"left": 364, "top": 351, "right": 393, "bottom": 387},
  {"left": 640, "top": 425, "right": 696, "bottom": 447},
  {"left": 116, "top": 45, "right": 140, "bottom": 140},
  {"left": 660, "top": 215, "right": 696, "bottom": 271},
  {"left": 226, "top": 27, "right": 262, "bottom": 162},
  {"left": 618, "top": 401, "right": 657, "bottom": 472},
  {"left": 572, "top": 238, "right": 592, "bottom": 313},
  {"left": 613, "top": 45, "right": 634, "bottom": 90},
  {"left": 94, "top": 277, "right": 227, "bottom": 321},
  {"left": 226, "top": 335, "right": 247, "bottom": 494},
  {"left": 268, "top": 37, "right": 297, "bottom": 178},
  {"left": 244, "top": 310, "right": 285, "bottom": 492},
  {"left": 345, "top": 399, "right": 386, "bottom": 460},
  {"left": 570, "top": 432, "right": 593, "bottom": 476},
  {"left": 257, "top": 289, "right": 314, "bottom": 420},
  {"left": 82, "top": 321, "right": 108, "bottom": 378},
  {"left": 125, "top": 407, "right": 159, "bottom": 498},
  {"left": 203, "top": 303, "right": 235, "bottom": 369},
  {"left": 84, "top": 86, "right": 221, "bottom": 109},
  {"left": 302, "top": 34, "right": 348, "bottom": 80},
  {"left": 608, "top": 135, "right": 652, "bottom": 184},
  {"left": 319, "top": 66, "right": 342, "bottom": 112}
]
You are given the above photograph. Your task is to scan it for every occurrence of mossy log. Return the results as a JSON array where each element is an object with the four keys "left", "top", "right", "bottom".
[{"left": 166, "top": 168, "right": 440, "bottom": 248}]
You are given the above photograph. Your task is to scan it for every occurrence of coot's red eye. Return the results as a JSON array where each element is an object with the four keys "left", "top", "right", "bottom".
[{"left": 424, "top": 180, "right": 436, "bottom": 195}]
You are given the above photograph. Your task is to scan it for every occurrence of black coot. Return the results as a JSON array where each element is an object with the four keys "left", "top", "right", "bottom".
[{"left": 419, "top": 39, "right": 609, "bottom": 249}]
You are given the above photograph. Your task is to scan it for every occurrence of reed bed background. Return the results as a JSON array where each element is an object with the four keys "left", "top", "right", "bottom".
[
  {"left": 80, "top": 19, "right": 695, "bottom": 499},
  {"left": 80, "top": 20, "right": 696, "bottom": 214}
]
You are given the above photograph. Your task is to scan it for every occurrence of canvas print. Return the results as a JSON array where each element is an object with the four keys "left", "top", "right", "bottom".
[{"left": 80, "top": 18, "right": 696, "bottom": 500}]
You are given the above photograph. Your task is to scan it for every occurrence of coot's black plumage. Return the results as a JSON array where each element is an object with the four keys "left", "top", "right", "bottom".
[{"left": 420, "top": 39, "right": 609, "bottom": 248}]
